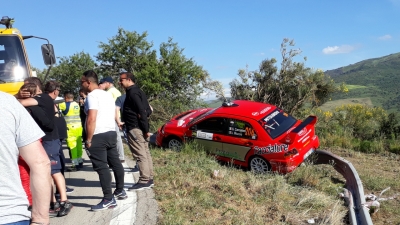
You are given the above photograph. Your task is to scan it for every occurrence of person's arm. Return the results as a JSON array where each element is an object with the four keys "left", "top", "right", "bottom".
[
  {"left": 115, "top": 106, "right": 124, "bottom": 129},
  {"left": 85, "top": 109, "right": 97, "bottom": 147},
  {"left": 19, "top": 140, "right": 51, "bottom": 225},
  {"left": 18, "top": 97, "right": 39, "bottom": 107},
  {"left": 132, "top": 93, "right": 149, "bottom": 135}
]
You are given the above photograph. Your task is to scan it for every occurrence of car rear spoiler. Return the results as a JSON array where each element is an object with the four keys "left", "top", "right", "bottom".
[{"left": 282, "top": 115, "right": 317, "bottom": 144}]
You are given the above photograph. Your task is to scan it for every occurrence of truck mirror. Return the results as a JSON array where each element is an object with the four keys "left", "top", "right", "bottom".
[{"left": 41, "top": 44, "right": 56, "bottom": 66}]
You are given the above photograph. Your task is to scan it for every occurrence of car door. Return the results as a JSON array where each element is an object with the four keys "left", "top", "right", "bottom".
[
  {"left": 191, "top": 117, "right": 225, "bottom": 154},
  {"left": 220, "top": 118, "right": 258, "bottom": 161}
]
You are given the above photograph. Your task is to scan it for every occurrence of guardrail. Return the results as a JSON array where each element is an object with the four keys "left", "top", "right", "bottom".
[{"left": 313, "top": 150, "right": 373, "bottom": 225}]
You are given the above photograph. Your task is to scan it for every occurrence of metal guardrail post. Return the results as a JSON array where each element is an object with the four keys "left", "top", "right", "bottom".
[{"left": 314, "top": 150, "right": 373, "bottom": 225}]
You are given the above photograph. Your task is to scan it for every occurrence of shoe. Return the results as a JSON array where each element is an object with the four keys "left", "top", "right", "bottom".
[
  {"left": 78, "top": 162, "right": 84, "bottom": 168},
  {"left": 91, "top": 198, "right": 117, "bottom": 211},
  {"left": 66, "top": 187, "right": 74, "bottom": 194},
  {"left": 49, "top": 201, "right": 60, "bottom": 217},
  {"left": 149, "top": 179, "right": 154, "bottom": 188},
  {"left": 67, "top": 165, "right": 79, "bottom": 172},
  {"left": 58, "top": 201, "right": 73, "bottom": 217},
  {"left": 128, "top": 182, "right": 151, "bottom": 191},
  {"left": 113, "top": 189, "right": 128, "bottom": 200}
]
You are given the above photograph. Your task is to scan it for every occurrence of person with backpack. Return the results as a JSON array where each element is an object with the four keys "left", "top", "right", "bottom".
[{"left": 118, "top": 72, "right": 154, "bottom": 191}]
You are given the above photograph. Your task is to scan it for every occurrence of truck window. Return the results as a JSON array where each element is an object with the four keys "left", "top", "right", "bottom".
[{"left": 0, "top": 36, "right": 28, "bottom": 82}]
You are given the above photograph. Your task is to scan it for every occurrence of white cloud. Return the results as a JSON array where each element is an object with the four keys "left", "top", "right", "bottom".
[
  {"left": 322, "top": 45, "right": 355, "bottom": 54},
  {"left": 378, "top": 34, "right": 392, "bottom": 40}
]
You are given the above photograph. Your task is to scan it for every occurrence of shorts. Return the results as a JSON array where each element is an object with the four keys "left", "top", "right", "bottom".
[{"left": 42, "top": 139, "right": 62, "bottom": 175}]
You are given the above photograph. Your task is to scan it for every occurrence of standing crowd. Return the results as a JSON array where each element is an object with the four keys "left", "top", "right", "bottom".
[{"left": 0, "top": 70, "right": 154, "bottom": 225}]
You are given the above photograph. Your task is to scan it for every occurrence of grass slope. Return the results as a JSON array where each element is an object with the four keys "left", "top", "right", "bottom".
[{"left": 325, "top": 52, "right": 400, "bottom": 112}]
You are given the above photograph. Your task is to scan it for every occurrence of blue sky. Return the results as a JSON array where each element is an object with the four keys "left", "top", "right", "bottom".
[{"left": 4, "top": 0, "right": 400, "bottom": 97}]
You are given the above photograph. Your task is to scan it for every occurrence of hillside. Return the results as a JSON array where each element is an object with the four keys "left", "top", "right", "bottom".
[{"left": 325, "top": 52, "right": 400, "bottom": 112}]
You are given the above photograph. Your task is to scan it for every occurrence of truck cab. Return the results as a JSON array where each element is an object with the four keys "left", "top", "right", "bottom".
[{"left": 0, "top": 16, "right": 55, "bottom": 95}]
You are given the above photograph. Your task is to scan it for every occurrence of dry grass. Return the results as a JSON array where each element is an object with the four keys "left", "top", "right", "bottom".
[
  {"left": 149, "top": 143, "right": 347, "bottom": 225},
  {"left": 326, "top": 148, "right": 400, "bottom": 225}
]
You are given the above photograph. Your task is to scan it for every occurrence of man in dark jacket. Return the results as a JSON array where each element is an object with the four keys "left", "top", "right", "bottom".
[{"left": 119, "top": 72, "right": 154, "bottom": 191}]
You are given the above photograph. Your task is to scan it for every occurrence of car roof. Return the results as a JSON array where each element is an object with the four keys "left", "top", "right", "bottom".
[{"left": 212, "top": 100, "right": 277, "bottom": 120}]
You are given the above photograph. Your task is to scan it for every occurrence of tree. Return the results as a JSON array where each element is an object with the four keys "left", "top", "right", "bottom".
[
  {"left": 96, "top": 28, "right": 161, "bottom": 98},
  {"left": 49, "top": 51, "right": 97, "bottom": 97},
  {"left": 96, "top": 28, "right": 222, "bottom": 121},
  {"left": 230, "top": 38, "right": 337, "bottom": 115}
]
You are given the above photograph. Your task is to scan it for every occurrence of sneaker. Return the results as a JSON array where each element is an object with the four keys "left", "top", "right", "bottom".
[
  {"left": 58, "top": 201, "right": 73, "bottom": 217},
  {"left": 91, "top": 198, "right": 117, "bottom": 211},
  {"left": 149, "top": 179, "right": 154, "bottom": 188},
  {"left": 78, "top": 162, "right": 84, "bottom": 169},
  {"left": 49, "top": 201, "right": 60, "bottom": 217},
  {"left": 128, "top": 182, "right": 151, "bottom": 191},
  {"left": 67, "top": 166, "right": 78, "bottom": 172},
  {"left": 66, "top": 187, "right": 74, "bottom": 194},
  {"left": 113, "top": 189, "right": 128, "bottom": 200}
]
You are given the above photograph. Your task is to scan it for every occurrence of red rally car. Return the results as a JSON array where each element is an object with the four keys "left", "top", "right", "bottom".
[{"left": 155, "top": 100, "right": 319, "bottom": 174}]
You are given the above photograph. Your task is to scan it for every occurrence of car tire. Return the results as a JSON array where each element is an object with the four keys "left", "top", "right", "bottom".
[
  {"left": 249, "top": 156, "right": 270, "bottom": 173},
  {"left": 167, "top": 137, "right": 182, "bottom": 151}
]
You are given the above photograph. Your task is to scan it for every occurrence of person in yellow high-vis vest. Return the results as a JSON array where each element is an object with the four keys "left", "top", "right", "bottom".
[{"left": 59, "top": 92, "right": 83, "bottom": 171}]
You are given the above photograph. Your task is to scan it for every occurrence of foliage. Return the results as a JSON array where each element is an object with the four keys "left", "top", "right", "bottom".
[
  {"left": 96, "top": 28, "right": 223, "bottom": 122},
  {"left": 45, "top": 51, "right": 97, "bottom": 97},
  {"left": 230, "top": 38, "right": 337, "bottom": 115},
  {"left": 326, "top": 52, "right": 400, "bottom": 112}
]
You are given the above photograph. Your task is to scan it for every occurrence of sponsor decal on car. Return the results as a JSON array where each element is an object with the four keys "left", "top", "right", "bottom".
[
  {"left": 264, "top": 111, "right": 279, "bottom": 122},
  {"left": 254, "top": 144, "right": 288, "bottom": 155},
  {"left": 298, "top": 129, "right": 311, "bottom": 142},
  {"left": 260, "top": 106, "right": 271, "bottom": 115},
  {"left": 251, "top": 107, "right": 272, "bottom": 116},
  {"left": 196, "top": 131, "right": 213, "bottom": 140},
  {"left": 216, "top": 148, "right": 238, "bottom": 158},
  {"left": 298, "top": 128, "right": 307, "bottom": 136}
]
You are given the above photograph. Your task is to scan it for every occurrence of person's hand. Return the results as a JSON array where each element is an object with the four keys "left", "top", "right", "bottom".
[
  {"left": 117, "top": 122, "right": 125, "bottom": 130},
  {"left": 144, "top": 132, "right": 151, "bottom": 139},
  {"left": 18, "top": 88, "right": 32, "bottom": 99},
  {"left": 85, "top": 140, "right": 92, "bottom": 149}
]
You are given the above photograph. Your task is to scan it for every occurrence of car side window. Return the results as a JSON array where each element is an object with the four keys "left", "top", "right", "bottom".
[
  {"left": 196, "top": 117, "right": 226, "bottom": 134},
  {"left": 227, "top": 119, "right": 257, "bottom": 140}
]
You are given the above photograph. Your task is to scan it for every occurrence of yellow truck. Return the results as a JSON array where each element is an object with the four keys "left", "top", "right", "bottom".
[{"left": 0, "top": 16, "right": 55, "bottom": 95}]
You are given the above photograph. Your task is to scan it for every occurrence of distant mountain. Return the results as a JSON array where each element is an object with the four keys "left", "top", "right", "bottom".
[{"left": 325, "top": 52, "right": 400, "bottom": 112}]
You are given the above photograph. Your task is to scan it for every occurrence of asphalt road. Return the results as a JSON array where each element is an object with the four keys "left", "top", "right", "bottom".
[{"left": 50, "top": 142, "right": 158, "bottom": 225}]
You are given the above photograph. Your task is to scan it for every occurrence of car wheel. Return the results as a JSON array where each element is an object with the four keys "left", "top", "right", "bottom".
[
  {"left": 167, "top": 137, "right": 182, "bottom": 151},
  {"left": 249, "top": 156, "right": 270, "bottom": 173}
]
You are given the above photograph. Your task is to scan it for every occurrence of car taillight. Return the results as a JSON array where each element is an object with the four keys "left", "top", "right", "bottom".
[{"left": 284, "top": 148, "right": 298, "bottom": 158}]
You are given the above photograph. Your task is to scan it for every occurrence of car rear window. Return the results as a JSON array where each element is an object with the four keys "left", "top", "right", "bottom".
[{"left": 258, "top": 109, "right": 297, "bottom": 139}]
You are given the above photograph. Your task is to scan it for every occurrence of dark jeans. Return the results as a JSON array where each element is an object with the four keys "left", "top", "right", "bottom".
[{"left": 87, "top": 131, "right": 124, "bottom": 200}]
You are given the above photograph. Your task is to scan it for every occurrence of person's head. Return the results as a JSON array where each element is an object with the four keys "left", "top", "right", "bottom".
[
  {"left": 98, "top": 78, "right": 106, "bottom": 90},
  {"left": 81, "top": 70, "right": 99, "bottom": 93},
  {"left": 19, "top": 83, "right": 38, "bottom": 97},
  {"left": 24, "top": 77, "right": 43, "bottom": 94},
  {"left": 102, "top": 76, "right": 114, "bottom": 90},
  {"left": 78, "top": 88, "right": 86, "bottom": 98},
  {"left": 63, "top": 91, "right": 74, "bottom": 102},
  {"left": 44, "top": 80, "right": 61, "bottom": 100},
  {"left": 119, "top": 72, "right": 136, "bottom": 89}
]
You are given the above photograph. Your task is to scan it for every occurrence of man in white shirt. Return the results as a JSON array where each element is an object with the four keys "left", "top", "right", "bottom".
[{"left": 80, "top": 70, "right": 126, "bottom": 211}]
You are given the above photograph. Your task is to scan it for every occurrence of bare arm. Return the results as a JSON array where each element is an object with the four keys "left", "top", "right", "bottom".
[
  {"left": 86, "top": 109, "right": 97, "bottom": 145},
  {"left": 19, "top": 140, "right": 51, "bottom": 225},
  {"left": 18, "top": 97, "right": 39, "bottom": 107},
  {"left": 115, "top": 106, "right": 124, "bottom": 129}
]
